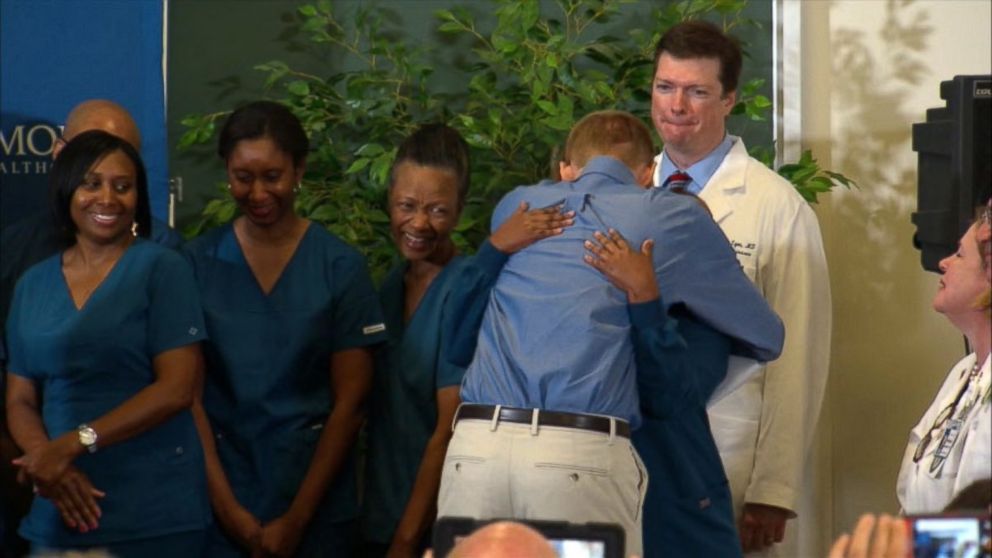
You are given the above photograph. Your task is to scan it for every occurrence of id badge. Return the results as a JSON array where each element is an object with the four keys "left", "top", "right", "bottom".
[{"left": 929, "top": 419, "right": 962, "bottom": 475}]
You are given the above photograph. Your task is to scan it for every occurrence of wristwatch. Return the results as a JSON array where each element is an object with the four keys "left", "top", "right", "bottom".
[{"left": 77, "top": 424, "right": 98, "bottom": 454}]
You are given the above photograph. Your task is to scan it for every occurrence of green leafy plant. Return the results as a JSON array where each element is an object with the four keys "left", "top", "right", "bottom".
[{"left": 179, "top": 0, "right": 854, "bottom": 280}]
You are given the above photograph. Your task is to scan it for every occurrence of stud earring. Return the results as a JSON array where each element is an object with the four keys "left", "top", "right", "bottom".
[
  {"left": 226, "top": 183, "right": 232, "bottom": 191},
  {"left": 293, "top": 182, "right": 302, "bottom": 194}
]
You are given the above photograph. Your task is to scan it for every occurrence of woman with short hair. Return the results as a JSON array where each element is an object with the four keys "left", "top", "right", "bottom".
[{"left": 897, "top": 200, "right": 992, "bottom": 513}]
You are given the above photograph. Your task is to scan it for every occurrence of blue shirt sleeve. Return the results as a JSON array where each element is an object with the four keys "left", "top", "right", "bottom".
[
  {"left": 442, "top": 240, "right": 509, "bottom": 368},
  {"left": 146, "top": 250, "right": 207, "bottom": 355},
  {"left": 649, "top": 195, "right": 784, "bottom": 362}
]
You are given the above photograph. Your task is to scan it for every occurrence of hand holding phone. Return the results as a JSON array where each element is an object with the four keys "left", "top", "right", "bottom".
[
  {"left": 907, "top": 513, "right": 989, "bottom": 558},
  {"left": 830, "top": 513, "right": 991, "bottom": 558},
  {"left": 829, "top": 514, "right": 909, "bottom": 558}
]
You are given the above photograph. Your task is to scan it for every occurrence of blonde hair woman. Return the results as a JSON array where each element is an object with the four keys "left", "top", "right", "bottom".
[{"left": 897, "top": 200, "right": 992, "bottom": 513}]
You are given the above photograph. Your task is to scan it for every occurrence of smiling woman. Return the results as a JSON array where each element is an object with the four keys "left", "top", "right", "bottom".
[
  {"left": 4, "top": 129, "right": 210, "bottom": 555},
  {"left": 362, "top": 124, "right": 471, "bottom": 557},
  {"left": 50, "top": 131, "right": 151, "bottom": 247},
  {"left": 183, "top": 100, "right": 387, "bottom": 557}
]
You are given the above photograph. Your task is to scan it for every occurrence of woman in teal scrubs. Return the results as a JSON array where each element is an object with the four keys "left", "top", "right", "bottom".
[
  {"left": 4, "top": 130, "right": 210, "bottom": 556},
  {"left": 362, "top": 124, "right": 571, "bottom": 557},
  {"left": 184, "top": 101, "right": 387, "bottom": 558},
  {"left": 361, "top": 124, "right": 471, "bottom": 557}
]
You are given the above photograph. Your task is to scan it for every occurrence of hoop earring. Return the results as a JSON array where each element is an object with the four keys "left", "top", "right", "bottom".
[
  {"left": 131, "top": 221, "right": 138, "bottom": 237},
  {"left": 293, "top": 182, "right": 302, "bottom": 194}
]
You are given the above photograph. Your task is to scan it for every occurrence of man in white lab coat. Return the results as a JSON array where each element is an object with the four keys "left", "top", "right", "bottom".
[{"left": 648, "top": 20, "right": 832, "bottom": 556}]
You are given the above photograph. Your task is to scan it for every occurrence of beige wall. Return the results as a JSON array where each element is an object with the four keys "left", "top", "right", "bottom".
[{"left": 802, "top": 0, "right": 991, "bottom": 550}]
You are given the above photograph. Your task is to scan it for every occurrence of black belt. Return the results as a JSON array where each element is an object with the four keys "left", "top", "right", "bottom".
[{"left": 455, "top": 404, "right": 630, "bottom": 439}]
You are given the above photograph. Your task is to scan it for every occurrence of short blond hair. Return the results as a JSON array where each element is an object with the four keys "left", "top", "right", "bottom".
[{"left": 563, "top": 110, "right": 655, "bottom": 171}]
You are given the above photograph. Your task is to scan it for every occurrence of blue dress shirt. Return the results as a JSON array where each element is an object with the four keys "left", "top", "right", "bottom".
[{"left": 451, "top": 156, "right": 783, "bottom": 427}]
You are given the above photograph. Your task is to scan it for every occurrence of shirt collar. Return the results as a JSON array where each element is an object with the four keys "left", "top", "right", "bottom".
[
  {"left": 576, "top": 156, "right": 638, "bottom": 187},
  {"left": 659, "top": 134, "right": 735, "bottom": 195}
]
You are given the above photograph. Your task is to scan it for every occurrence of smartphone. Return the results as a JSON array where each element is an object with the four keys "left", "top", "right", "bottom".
[
  {"left": 906, "top": 513, "right": 991, "bottom": 558},
  {"left": 432, "top": 517, "right": 625, "bottom": 558}
]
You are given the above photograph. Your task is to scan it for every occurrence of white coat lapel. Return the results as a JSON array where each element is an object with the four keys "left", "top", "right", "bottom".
[{"left": 699, "top": 138, "right": 749, "bottom": 224}]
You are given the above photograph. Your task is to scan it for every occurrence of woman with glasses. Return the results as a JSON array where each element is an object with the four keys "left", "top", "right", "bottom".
[{"left": 897, "top": 200, "right": 991, "bottom": 513}]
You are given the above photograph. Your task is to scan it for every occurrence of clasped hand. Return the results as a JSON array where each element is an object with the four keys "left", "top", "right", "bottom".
[
  {"left": 220, "top": 501, "right": 305, "bottom": 558},
  {"left": 13, "top": 436, "right": 104, "bottom": 532}
]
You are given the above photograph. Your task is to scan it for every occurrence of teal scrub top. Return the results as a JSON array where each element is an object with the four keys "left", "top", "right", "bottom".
[
  {"left": 362, "top": 257, "right": 468, "bottom": 544},
  {"left": 183, "top": 222, "right": 387, "bottom": 525},
  {"left": 4, "top": 240, "right": 209, "bottom": 547}
]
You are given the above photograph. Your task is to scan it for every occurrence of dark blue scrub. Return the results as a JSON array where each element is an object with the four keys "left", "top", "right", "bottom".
[
  {"left": 4, "top": 240, "right": 209, "bottom": 553},
  {"left": 362, "top": 258, "right": 468, "bottom": 550},
  {"left": 628, "top": 303, "right": 742, "bottom": 558},
  {"left": 183, "top": 222, "right": 387, "bottom": 557}
]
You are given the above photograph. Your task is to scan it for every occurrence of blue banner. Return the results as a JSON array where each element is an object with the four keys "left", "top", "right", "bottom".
[{"left": 0, "top": 0, "right": 168, "bottom": 229}]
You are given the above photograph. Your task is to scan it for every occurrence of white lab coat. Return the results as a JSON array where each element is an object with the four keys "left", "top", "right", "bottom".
[
  {"left": 897, "top": 352, "right": 991, "bottom": 514},
  {"left": 655, "top": 137, "right": 832, "bottom": 554}
]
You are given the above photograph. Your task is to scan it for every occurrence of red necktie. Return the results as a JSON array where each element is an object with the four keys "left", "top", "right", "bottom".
[{"left": 663, "top": 171, "right": 692, "bottom": 193}]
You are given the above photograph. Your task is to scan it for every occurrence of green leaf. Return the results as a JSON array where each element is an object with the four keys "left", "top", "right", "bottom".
[
  {"left": 371, "top": 153, "right": 393, "bottom": 185},
  {"left": 435, "top": 9, "right": 457, "bottom": 22},
  {"left": 298, "top": 4, "right": 317, "bottom": 17},
  {"left": 287, "top": 80, "right": 310, "bottom": 96},
  {"left": 215, "top": 202, "right": 237, "bottom": 223},
  {"left": 519, "top": 1, "right": 539, "bottom": 31},
  {"left": 346, "top": 158, "right": 371, "bottom": 174},
  {"left": 356, "top": 143, "right": 385, "bottom": 157},
  {"left": 536, "top": 100, "right": 558, "bottom": 115},
  {"left": 309, "top": 204, "right": 337, "bottom": 222}
]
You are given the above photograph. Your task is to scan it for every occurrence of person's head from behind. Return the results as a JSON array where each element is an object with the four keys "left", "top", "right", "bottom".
[
  {"left": 217, "top": 100, "right": 309, "bottom": 229},
  {"left": 387, "top": 123, "right": 470, "bottom": 264},
  {"left": 53, "top": 99, "right": 142, "bottom": 158},
  {"left": 559, "top": 110, "right": 655, "bottom": 187},
  {"left": 933, "top": 200, "right": 992, "bottom": 326},
  {"left": 446, "top": 521, "right": 556, "bottom": 558},
  {"left": 651, "top": 20, "right": 741, "bottom": 167},
  {"left": 50, "top": 129, "right": 151, "bottom": 248}
]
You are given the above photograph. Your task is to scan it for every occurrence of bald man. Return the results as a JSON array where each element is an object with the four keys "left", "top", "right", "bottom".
[
  {"left": 0, "top": 99, "right": 181, "bottom": 552},
  {"left": 53, "top": 99, "right": 144, "bottom": 158},
  {"left": 447, "top": 522, "right": 557, "bottom": 558}
]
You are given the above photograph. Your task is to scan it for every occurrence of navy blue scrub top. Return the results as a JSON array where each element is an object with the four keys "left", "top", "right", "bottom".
[
  {"left": 183, "top": 222, "right": 387, "bottom": 523},
  {"left": 4, "top": 240, "right": 209, "bottom": 547},
  {"left": 363, "top": 257, "right": 467, "bottom": 543}
]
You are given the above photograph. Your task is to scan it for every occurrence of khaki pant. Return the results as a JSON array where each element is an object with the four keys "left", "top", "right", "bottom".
[{"left": 437, "top": 416, "right": 647, "bottom": 556}]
